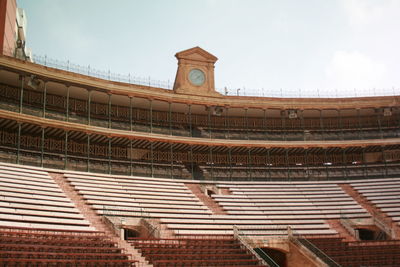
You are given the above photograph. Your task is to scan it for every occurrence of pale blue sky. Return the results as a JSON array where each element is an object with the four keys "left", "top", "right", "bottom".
[{"left": 18, "top": 0, "right": 400, "bottom": 97}]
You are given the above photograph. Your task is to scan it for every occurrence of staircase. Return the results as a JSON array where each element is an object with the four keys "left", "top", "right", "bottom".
[
  {"left": 326, "top": 219, "right": 357, "bottom": 242},
  {"left": 50, "top": 173, "right": 150, "bottom": 266},
  {"left": 185, "top": 183, "right": 227, "bottom": 215},
  {"left": 340, "top": 183, "right": 399, "bottom": 238}
]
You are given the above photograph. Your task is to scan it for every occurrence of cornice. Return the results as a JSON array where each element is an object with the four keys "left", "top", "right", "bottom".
[
  {"left": 0, "top": 55, "right": 399, "bottom": 110},
  {"left": 1, "top": 109, "right": 399, "bottom": 149}
]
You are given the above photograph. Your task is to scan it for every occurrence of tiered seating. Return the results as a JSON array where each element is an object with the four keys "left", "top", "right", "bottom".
[
  {"left": 209, "top": 181, "right": 370, "bottom": 236},
  {"left": 66, "top": 172, "right": 344, "bottom": 237},
  {"left": 64, "top": 172, "right": 211, "bottom": 220},
  {"left": 350, "top": 178, "right": 400, "bottom": 223},
  {"left": 128, "top": 235, "right": 264, "bottom": 266},
  {"left": 307, "top": 237, "right": 400, "bottom": 266},
  {"left": 0, "top": 226, "right": 137, "bottom": 266},
  {"left": 0, "top": 163, "right": 93, "bottom": 231}
]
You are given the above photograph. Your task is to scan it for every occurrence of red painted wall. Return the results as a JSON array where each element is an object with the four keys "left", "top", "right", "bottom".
[{"left": 0, "top": 0, "right": 17, "bottom": 56}]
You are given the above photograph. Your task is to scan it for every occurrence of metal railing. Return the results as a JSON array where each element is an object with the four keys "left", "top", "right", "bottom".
[
  {"left": 140, "top": 218, "right": 161, "bottom": 239},
  {"left": 372, "top": 211, "right": 395, "bottom": 239},
  {"left": 102, "top": 205, "right": 150, "bottom": 218},
  {"left": 3, "top": 46, "right": 399, "bottom": 98},
  {"left": 339, "top": 214, "right": 359, "bottom": 239},
  {"left": 32, "top": 54, "right": 173, "bottom": 89},
  {"left": 289, "top": 231, "right": 341, "bottom": 267},
  {"left": 233, "top": 225, "right": 279, "bottom": 267}
]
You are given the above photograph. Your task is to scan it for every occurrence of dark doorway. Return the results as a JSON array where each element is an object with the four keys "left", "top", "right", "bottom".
[
  {"left": 124, "top": 228, "right": 140, "bottom": 240},
  {"left": 260, "top": 247, "right": 287, "bottom": 267},
  {"left": 357, "top": 228, "right": 375, "bottom": 241},
  {"left": 206, "top": 189, "right": 215, "bottom": 196}
]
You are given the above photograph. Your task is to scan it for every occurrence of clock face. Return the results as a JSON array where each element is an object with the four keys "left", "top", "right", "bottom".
[{"left": 188, "top": 69, "right": 205, "bottom": 86}]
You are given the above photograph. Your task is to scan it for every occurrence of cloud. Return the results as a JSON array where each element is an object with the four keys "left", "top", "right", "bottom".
[
  {"left": 342, "top": 0, "right": 400, "bottom": 26},
  {"left": 325, "top": 50, "right": 386, "bottom": 92}
]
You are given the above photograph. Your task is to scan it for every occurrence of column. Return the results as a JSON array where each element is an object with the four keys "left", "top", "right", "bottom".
[
  {"left": 228, "top": 146, "right": 232, "bottom": 181},
  {"left": 207, "top": 105, "right": 212, "bottom": 138},
  {"left": 87, "top": 134, "right": 90, "bottom": 172},
  {"left": 150, "top": 142, "right": 154, "bottom": 177},
  {"left": 108, "top": 93, "right": 112, "bottom": 128},
  {"left": 40, "top": 127, "right": 45, "bottom": 167},
  {"left": 170, "top": 143, "right": 173, "bottom": 178},
  {"left": 42, "top": 82, "right": 47, "bottom": 118},
  {"left": 16, "top": 123, "right": 21, "bottom": 164},
  {"left": 381, "top": 146, "right": 387, "bottom": 178},
  {"left": 129, "top": 139, "right": 133, "bottom": 176},
  {"left": 362, "top": 147, "right": 367, "bottom": 178},
  {"left": 190, "top": 145, "right": 194, "bottom": 179},
  {"left": 168, "top": 102, "right": 172, "bottom": 135},
  {"left": 64, "top": 131, "right": 68, "bottom": 169},
  {"left": 319, "top": 110, "right": 325, "bottom": 141},
  {"left": 245, "top": 108, "right": 249, "bottom": 140},
  {"left": 19, "top": 76, "right": 25, "bottom": 113},
  {"left": 338, "top": 109, "right": 344, "bottom": 140},
  {"left": 225, "top": 106, "right": 230, "bottom": 139},
  {"left": 87, "top": 90, "right": 92, "bottom": 125},
  {"left": 209, "top": 146, "right": 213, "bottom": 179},
  {"left": 305, "top": 148, "right": 310, "bottom": 180},
  {"left": 376, "top": 108, "right": 383, "bottom": 139},
  {"left": 323, "top": 148, "right": 329, "bottom": 180},
  {"left": 263, "top": 109, "right": 268, "bottom": 140},
  {"left": 108, "top": 137, "right": 112, "bottom": 174},
  {"left": 281, "top": 110, "right": 286, "bottom": 141},
  {"left": 247, "top": 148, "right": 252, "bottom": 180},
  {"left": 188, "top": 104, "right": 192, "bottom": 137},
  {"left": 285, "top": 148, "right": 290, "bottom": 181},
  {"left": 149, "top": 99, "right": 153, "bottom": 133},
  {"left": 267, "top": 150, "right": 272, "bottom": 181},
  {"left": 300, "top": 109, "right": 306, "bottom": 141},
  {"left": 129, "top": 96, "right": 133, "bottom": 131},
  {"left": 342, "top": 148, "right": 347, "bottom": 180},
  {"left": 357, "top": 109, "right": 363, "bottom": 139},
  {"left": 66, "top": 86, "right": 70, "bottom": 122}
]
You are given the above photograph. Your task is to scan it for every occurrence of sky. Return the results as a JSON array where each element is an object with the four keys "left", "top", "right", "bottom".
[{"left": 18, "top": 0, "right": 400, "bottom": 97}]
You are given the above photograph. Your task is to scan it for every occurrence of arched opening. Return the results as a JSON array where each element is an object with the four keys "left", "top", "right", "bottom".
[
  {"left": 123, "top": 228, "right": 140, "bottom": 240},
  {"left": 259, "top": 247, "right": 287, "bottom": 267}
]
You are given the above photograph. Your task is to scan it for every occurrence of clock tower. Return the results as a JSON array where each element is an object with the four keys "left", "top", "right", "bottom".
[{"left": 173, "top": 47, "right": 221, "bottom": 96}]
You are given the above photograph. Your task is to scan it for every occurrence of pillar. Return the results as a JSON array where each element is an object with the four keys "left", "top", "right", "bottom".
[
  {"left": 42, "top": 82, "right": 47, "bottom": 118},
  {"left": 150, "top": 142, "right": 154, "bottom": 177},
  {"left": 319, "top": 109, "right": 325, "bottom": 141},
  {"left": 170, "top": 143, "right": 173, "bottom": 178},
  {"left": 188, "top": 104, "right": 192, "bottom": 137},
  {"left": 129, "top": 96, "right": 133, "bottom": 131},
  {"left": 87, "top": 134, "right": 90, "bottom": 172},
  {"left": 108, "top": 137, "right": 112, "bottom": 174},
  {"left": 66, "top": 86, "right": 70, "bottom": 122},
  {"left": 16, "top": 123, "right": 21, "bottom": 164},
  {"left": 64, "top": 131, "right": 68, "bottom": 169},
  {"left": 129, "top": 139, "right": 133, "bottom": 176},
  {"left": 108, "top": 93, "right": 112, "bottom": 128},
  {"left": 149, "top": 99, "right": 153, "bottom": 133},
  {"left": 40, "top": 127, "right": 45, "bottom": 167},
  {"left": 19, "top": 76, "right": 24, "bottom": 113},
  {"left": 168, "top": 102, "right": 172, "bottom": 135},
  {"left": 87, "top": 90, "right": 92, "bottom": 125}
]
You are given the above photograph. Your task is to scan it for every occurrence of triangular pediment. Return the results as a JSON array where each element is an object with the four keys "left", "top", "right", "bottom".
[{"left": 175, "top": 46, "right": 218, "bottom": 63}]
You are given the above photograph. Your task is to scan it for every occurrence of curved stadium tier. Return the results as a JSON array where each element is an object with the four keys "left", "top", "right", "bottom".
[{"left": 1, "top": 5, "right": 400, "bottom": 266}]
